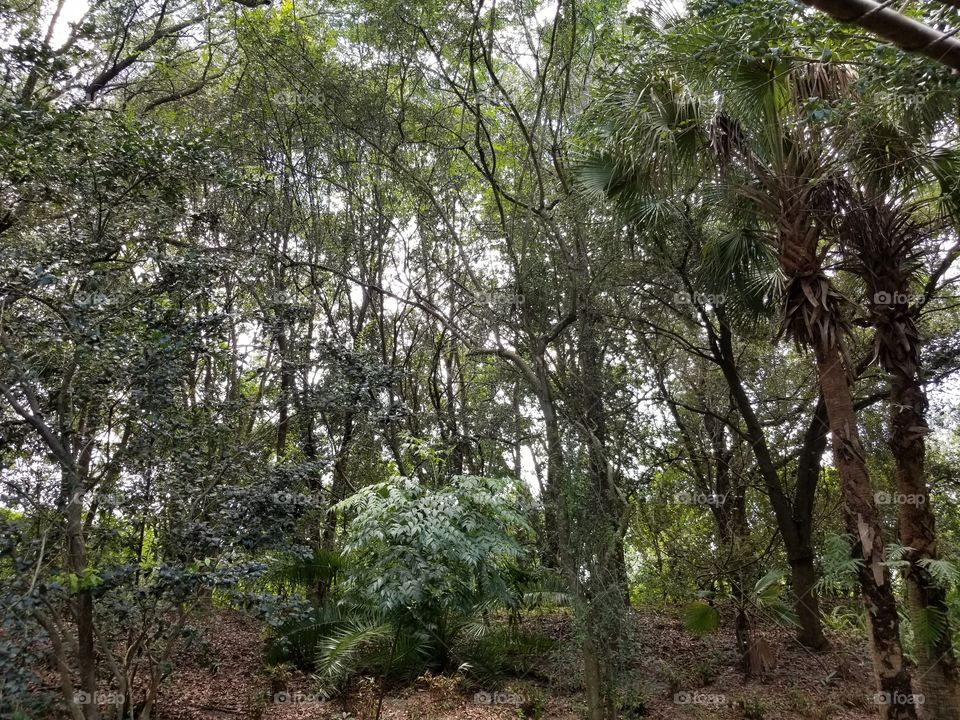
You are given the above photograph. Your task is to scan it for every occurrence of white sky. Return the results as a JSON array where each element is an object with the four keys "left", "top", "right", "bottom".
[{"left": 51, "top": 0, "right": 88, "bottom": 47}]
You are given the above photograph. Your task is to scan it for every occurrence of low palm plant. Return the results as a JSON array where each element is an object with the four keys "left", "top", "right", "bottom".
[{"left": 264, "top": 475, "right": 560, "bottom": 695}]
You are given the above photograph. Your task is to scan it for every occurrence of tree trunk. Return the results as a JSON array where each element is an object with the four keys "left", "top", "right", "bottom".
[
  {"left": 534, "top": 357, "right": 565, "bottom": 570},
  {"left": 891, "top": 373, "right": 960, "bottom": 719},
  {"left": 814, "top": 341, "right": 917, "bottom": 720},
  {"left": 582, "top": 635, "right": 605, "bottom": 720},
  {"left": 712, "top": 317, "right": 828, "bottom": 649},
  {"left": 844, "top": 195, "right": 960, "bottom": 716},
  {"left": 275, "top": 328, "right": 293, "bottom": 459},
  {"left": 66, "top": 473, "right": 99, "bottom": 720},
  {"left": 790, "top": 554, "right": 828, "bottom": 650},
  {"left": 791, "top": 397, "right": 830, "bottom": 650}
]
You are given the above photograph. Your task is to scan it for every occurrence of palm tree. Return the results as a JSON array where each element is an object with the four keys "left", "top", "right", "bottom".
[
  {"left": 835, "top": 85, "right": 960, "bottom": 718},
  {"left": 841, "top": 200, "right": 960, "bottom": 720},
  {"left": 578, "top": 10, "right": 920, "bottom": 717}
]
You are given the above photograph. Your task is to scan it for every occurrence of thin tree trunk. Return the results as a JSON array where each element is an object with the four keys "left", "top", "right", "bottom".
[
  {"left": 535, "top": 358, "right": 565, "bottom": 570},
  {"left": 792, "top": 397, "right": 831, "bottom": 650},
  {"left": 712, "top": 317, "right": 828, "bottom": 648},
  {"left": 275, "top": 329, "right": 293, "bottom": 459},
  {"left": 578, "top": 305, "right": 626, "bottom": 718},
  {"left": 582, "top": 635, "right": 604, "bottom": 720},
  {"left": 65, "top": 471, "right": 99, "bottom": 720}
]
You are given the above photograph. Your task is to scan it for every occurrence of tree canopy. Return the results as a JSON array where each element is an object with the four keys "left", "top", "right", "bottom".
[{"left": 4, "top": 1, "right": 960, "bottom": 719}]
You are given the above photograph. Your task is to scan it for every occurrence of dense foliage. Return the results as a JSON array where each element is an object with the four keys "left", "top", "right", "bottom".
[{"left": 4, "top": 1, "right": 960, "bottom": 719}]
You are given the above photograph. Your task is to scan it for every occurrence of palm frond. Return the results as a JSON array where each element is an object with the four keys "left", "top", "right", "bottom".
[
  {"left": 682, "top": 601, "right": 720, "bottom": 636},
  {"left": 314, "top": 614, "right": 395, "bottom": 694},
  {"left": 267, "top": 548, "right": 344, "bottom": 593}
]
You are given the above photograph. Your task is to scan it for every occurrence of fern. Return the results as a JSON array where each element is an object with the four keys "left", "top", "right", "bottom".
[
  {"left": 816, "top": 534, "right": 862, "bottom": 595},
  {"left": 918, "top": 558, "right": 960, "bottom": 588},
  {"left": 912, "top": 605, "right": 949, "bottom": 650},
  {"left": 883, "top": 543, "right": 912, "bottom": 573}
]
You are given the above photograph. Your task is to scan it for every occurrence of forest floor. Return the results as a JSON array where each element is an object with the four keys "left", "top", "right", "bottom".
[{"left": 147, "top": 607, "right": 883, "bottom": 720}]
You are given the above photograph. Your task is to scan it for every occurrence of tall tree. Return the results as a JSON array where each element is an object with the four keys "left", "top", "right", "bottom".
[{"left": 581, "top": 6, "right": 928, "bottom": 714}]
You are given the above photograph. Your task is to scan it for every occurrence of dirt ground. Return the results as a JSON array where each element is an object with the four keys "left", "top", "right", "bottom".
[{"left": 145, "top": 607, "right": 883, "bottom": 720}]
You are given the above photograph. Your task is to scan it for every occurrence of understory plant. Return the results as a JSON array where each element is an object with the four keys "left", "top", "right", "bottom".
[{"left": 264, "top": 475, "right": 558, "bottom": 694}]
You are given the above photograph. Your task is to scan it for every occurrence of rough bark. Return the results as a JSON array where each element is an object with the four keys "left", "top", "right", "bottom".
[
  {"left": 814, "top": 341, "right": 917, "bottom": 720},
  {"left": 842, "top": 198, "right": 960, "bottom": 716},
  {"left": 890, "top": 371, "right": 960, "bottom": 719}
]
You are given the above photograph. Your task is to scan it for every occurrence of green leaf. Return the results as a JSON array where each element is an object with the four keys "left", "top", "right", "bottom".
[{"left": 682, "top": 602, "right": 720, "bottom": 636}]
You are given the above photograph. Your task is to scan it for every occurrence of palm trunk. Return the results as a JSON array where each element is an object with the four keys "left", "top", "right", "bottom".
[
  {"left": 891, "top": 372, "right": 960, "bottom": 719},
  {"left": 841, "top": 198, "right": 960, "bottom": 716},
  {"left": 814, "top": 342, "right": 917, "bottom": 720}
]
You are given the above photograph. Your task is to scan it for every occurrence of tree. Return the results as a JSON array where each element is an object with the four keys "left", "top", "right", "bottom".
[
  {"left": 581, "top": 5, "right": 925, "bottom": 714},
  {"left": 835, "top": 77, "right": 960, "bottom": 713}
]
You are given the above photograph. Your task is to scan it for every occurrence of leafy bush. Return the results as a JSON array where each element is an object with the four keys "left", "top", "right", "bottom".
[{"left": 262, "top": 475, "right": 551, "bottom": 693}]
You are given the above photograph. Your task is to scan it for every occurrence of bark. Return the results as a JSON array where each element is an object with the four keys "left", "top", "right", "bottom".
[
  {"left": 814, "top": 341, "right": 917, "bottom": 720},
  {"left": 790, "top": 555, "right": 827, "bottom": 651},
  {"left": 796, "top": 0, "right": 960, "bottom": 70},
  {"left": 843, "top": 197, "right": 960, "bottom": 715},
  {"left": 579, "top": 305, "right": 628, "bottom": 604},
  {"left": 65, "top": 470, "right": 99, "bottom": 720},
  {"left": 890, "top": 372, "right": 960, "bottom": 719},
  {"left": 791, "top": 398, "right": 831, "bottom": 651},
  {"left": 711, "top": 317, "right": 829, "bottom": 649},
  {"left": 275, "top": 328, "right": 293, "bottom": 459},
  {"left": 322, "top": 415, "right": 354, "bottom": 548},
  {"left": 582, "top": 635, "right": 605, "bottom": 720},
  {"left": 579, "top": 306, "right": 629, "bottom": 719},
  {"left": 534, "top": 355, "right": 566, "bottom": 570}
]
